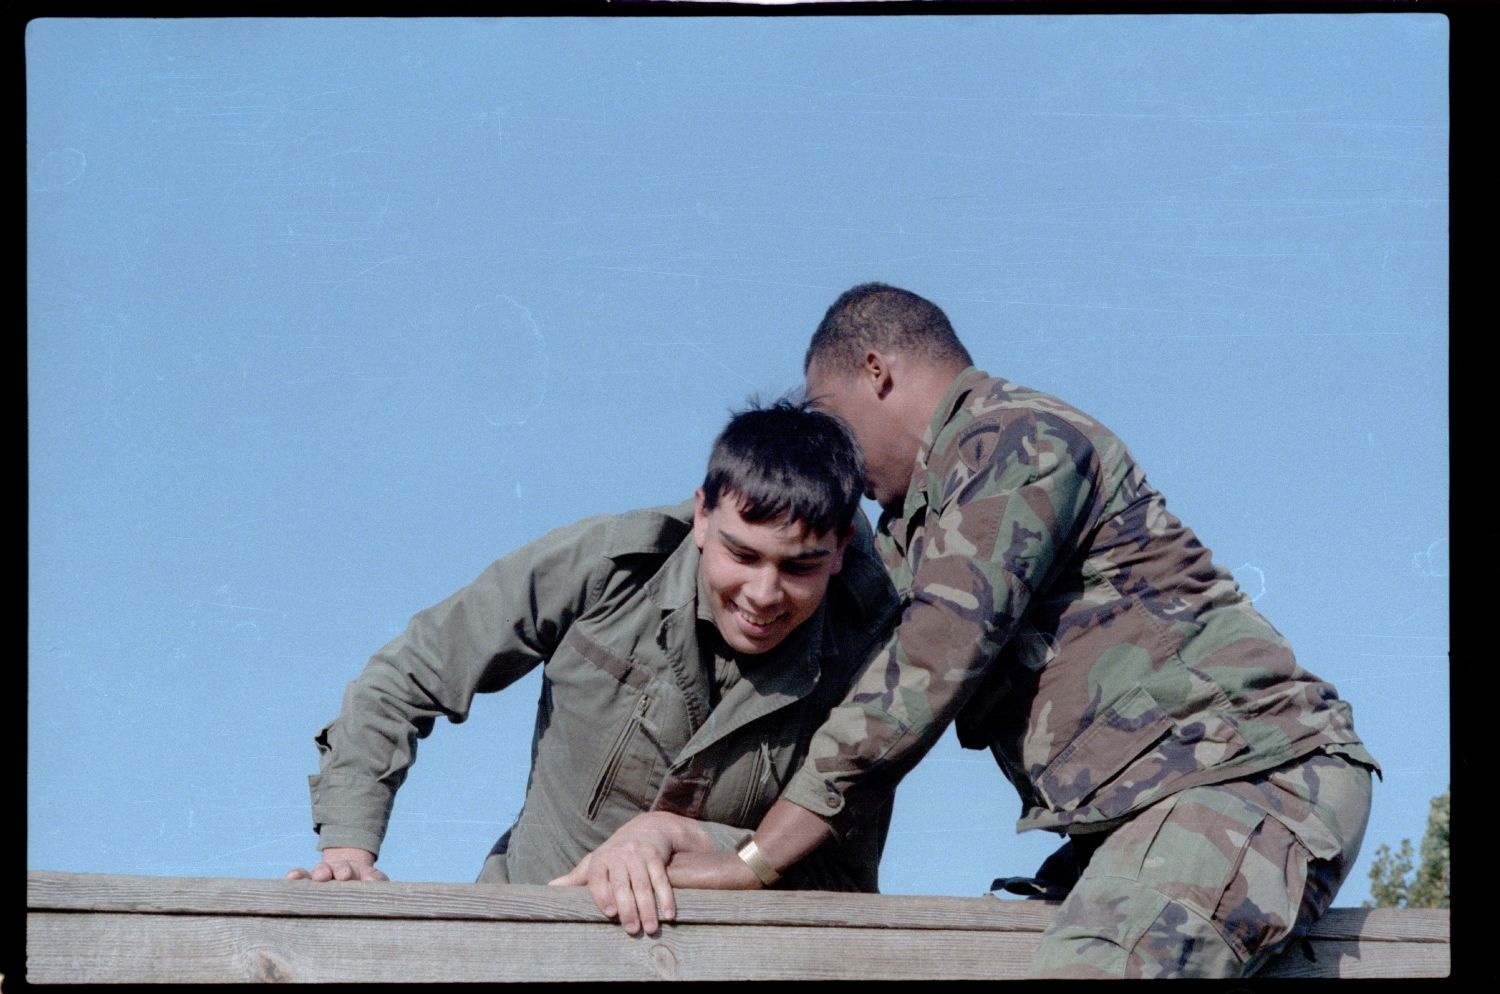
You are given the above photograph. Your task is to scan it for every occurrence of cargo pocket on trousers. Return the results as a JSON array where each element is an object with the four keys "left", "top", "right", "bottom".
[{"left": 1211, "top": 811, "right": 1311, "bottom": 964}]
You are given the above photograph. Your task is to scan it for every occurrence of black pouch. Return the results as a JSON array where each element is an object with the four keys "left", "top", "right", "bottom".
[{"left": 989, "top": 834, "right": 1104, "bottom": 900}]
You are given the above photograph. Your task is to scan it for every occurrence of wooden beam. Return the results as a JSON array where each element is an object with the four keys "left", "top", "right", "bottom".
[{"left": 25, "top": 872, "right": 1449, "bottom": 982}]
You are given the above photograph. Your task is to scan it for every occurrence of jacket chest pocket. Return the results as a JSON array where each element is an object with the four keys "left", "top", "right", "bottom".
[
  {"left": 719, "top": 705, "right": 813, "bottom": 827},
  {"left": 548, "top": 625, "right": 670, "bottom": 825},
  {"left": 587, "top": 691, "right": 653, "bottom": 822},
  {"left": 656, "top": 735, "right": 777, "bottom": 826}
]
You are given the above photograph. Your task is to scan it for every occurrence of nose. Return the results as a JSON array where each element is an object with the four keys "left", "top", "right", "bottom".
[{"left": 743, "top": 565, "right": 783, "bottom": 610}]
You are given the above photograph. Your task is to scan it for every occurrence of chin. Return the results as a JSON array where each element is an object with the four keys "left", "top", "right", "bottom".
[
  {"left": 731, "top": 635, "right": 782, "bottom": 656},
  {"left": 725, "top": 623, "right": 788, "bottom": 656}
]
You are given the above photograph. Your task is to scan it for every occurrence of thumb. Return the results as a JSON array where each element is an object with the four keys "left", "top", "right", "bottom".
[{"left": 549, "top": 856, "right": 591, "bottom": 887}]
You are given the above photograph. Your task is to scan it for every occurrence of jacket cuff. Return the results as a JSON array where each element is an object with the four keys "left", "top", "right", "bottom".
[
  {"left": 315, "top": 825, "right": 386, "bottom": 857},
  {"left": 309, "top": 773, "right": 394, "bottom": 856},
  {"left": 782, "top": 768, "right": 848, "bottom": 831}
]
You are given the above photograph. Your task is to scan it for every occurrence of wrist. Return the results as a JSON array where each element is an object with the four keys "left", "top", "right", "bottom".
[
  {"left": 734, "top": 837, "right": 781, "bottom": 887},
  {"left": 320, "top": 846, "right": 377, "bottom": 865},
  {"left": 649, "top": 810, "right": 715, "bottom": 853}
]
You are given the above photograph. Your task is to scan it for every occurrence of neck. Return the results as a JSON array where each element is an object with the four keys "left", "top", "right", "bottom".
[{"left": 898, "top": 362, "right": 967, "bottom": 441}]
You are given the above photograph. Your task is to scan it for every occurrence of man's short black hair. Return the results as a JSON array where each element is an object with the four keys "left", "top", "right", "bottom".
[
  {"left": 701, "top": 397, "right": 865, "bottom": 538},
  {"left": 804, "top": 281, "right": 973, "bottom": 374}
]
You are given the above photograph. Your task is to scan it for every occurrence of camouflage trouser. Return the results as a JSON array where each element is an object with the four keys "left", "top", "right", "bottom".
[{"left": 1027, "top": 751, "right": 1374, "bottom": 979}]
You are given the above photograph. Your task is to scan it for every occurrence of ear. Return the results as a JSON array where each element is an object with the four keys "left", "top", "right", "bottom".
[
  {"left": 863, "top": 350, "right": 895, "bottom": 400},
  {"left": 691, "top": 488, "right": 710, "bottom": 550},
  {"left": 828, "top": 529, "right": 852, "bottom": 575}
]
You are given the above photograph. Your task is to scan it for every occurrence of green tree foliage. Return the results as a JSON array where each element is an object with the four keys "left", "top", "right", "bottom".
[{"left": 1365, "top": 789, "right": 1449, "bottom": 909}]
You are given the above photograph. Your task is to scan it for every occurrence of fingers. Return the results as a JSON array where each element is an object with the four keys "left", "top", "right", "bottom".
[
  {"left": 613, "top": 859, "right": 656, "bottom": 936},
  {"left": 587, "top": 860, "right": 619, "bottom": 920},
  {"left": 557, "top": 831, "right": 679, "bottom": 936},
  {"left": 648, "top": 858, "right": 675, "bottom": 923},
  {"left": 549, "top": 853, "right": 591, "bottom": 888},
  {"left": 548, "top": 867, "right": 583, "bottom": 886},
  {"left": 288, "top": 860, "right": 387, "bottom": 883},
  {"left": 332, "top": 861, "right": 387, "bottom": 881},
  {"left": 577, "top": 855, "right": 666, "bottom": 935},
  {"left": 615, "top": 849, "right": 675, "bottom": 935}
]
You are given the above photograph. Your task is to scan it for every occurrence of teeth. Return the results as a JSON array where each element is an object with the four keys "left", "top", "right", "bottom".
[{"left": 738, "top": 608, "right": 777, "bottom": 626}]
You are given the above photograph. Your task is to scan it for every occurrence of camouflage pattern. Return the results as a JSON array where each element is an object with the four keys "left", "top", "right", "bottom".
[
  {"left": 1028, "top": 750, "right": 1372, "bottom": 978},
  {"left": 782, "top": 365, "right": 1377, "bottom": 841},
  {"left": 309, "top": 500, "right": 899, "bottom": 890}
]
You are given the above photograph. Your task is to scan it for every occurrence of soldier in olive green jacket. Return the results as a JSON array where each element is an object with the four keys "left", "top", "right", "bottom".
[{"left": 289, "top": 400, "right": 899, "bottom": 935}]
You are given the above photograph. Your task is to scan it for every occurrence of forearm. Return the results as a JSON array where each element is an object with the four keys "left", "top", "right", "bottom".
[
  {"left": 748, "top": 798, "right": 834, "bottom": 873},
  {"left": 776, "top": 788, "right": 893, "bottom": 893},
  {"left": 309, "top": 524, "right": 612, "bottom": 850},
  {"left": 660, "top": 802, "right": 832, "bottom": 890}
]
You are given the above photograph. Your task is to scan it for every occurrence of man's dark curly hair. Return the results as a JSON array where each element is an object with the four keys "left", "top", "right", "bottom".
[
  {"left": 804, "top": 282, "right": 973, "bottom": 375},
  {"left": 701, "top": 397, "right": 865, "bottom": 538}
]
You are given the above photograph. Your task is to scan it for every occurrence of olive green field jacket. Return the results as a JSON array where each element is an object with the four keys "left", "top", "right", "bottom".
[{"left": 309, "top": 500, "right": 899, "bottom": 890}]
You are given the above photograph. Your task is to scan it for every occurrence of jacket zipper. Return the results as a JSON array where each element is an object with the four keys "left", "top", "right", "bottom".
[
  {"left": 587, "top": 693, "right": 651, "bottom": 822},
  {"left": 735, "top": 740, "right": 772, "bottom": 826}
]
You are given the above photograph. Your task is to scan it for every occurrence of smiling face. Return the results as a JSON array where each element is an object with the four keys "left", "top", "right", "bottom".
[{"left": 692, "top": 489, "right": 849, "bottom": 655}]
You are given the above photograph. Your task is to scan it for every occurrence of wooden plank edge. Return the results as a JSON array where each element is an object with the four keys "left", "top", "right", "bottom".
[
  {"left": 27, "top": 871, "right": 1058, "bottom": 931},
  {"left": 27, "top": 910, "right": 1451, "bottom": 983},
  {"left": 27, "top": 871, "right": 1448, "bottom": 942}
]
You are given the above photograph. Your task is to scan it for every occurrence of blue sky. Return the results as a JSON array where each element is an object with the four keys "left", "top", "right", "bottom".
[{"left": 27, "top": 13, "right": 1448, "bottom": 909}]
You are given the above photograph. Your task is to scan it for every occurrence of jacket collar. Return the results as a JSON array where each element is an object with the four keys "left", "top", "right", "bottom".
[
  {"left": 644, "top": 518, "right": 703, "bottom": 613},
  {"left": 652, "top": 531, "right": 832, "bottom": 763}
]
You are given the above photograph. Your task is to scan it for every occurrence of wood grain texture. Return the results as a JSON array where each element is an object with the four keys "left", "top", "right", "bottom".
[
  {"left": 28, "top": 913, "right": 1050, "bottom": 983},
  {"left": 25, "top": 870, "right": 1061, "bottom": 930},
  {"left": 1256, "top": 938, "right": 1451, "bottom": 980},
  {"left": 25, "top": 872, "right": 1450, "bottom": 982}
]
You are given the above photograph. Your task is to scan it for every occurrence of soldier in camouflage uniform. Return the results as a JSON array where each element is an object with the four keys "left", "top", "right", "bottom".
[{"left": 581, "top": 283, "right": 1379, "bottom": 978}]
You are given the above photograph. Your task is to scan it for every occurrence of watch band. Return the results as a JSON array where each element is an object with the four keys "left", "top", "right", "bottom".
[{"left": 735, "top": 837, "right": 781, "bottom": 887}]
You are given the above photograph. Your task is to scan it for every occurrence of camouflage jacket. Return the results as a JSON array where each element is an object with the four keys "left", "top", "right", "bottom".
[
  {"left": 309, "top": 501, "right": 899, "bottom": 888},
  {"left": 782, "top": 368, "right": 1377, "bottom": 836}
]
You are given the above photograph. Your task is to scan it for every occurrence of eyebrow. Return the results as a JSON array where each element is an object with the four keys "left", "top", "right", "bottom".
[{"left": 720, "top": 529, "right": 831, "bottom": 562}]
